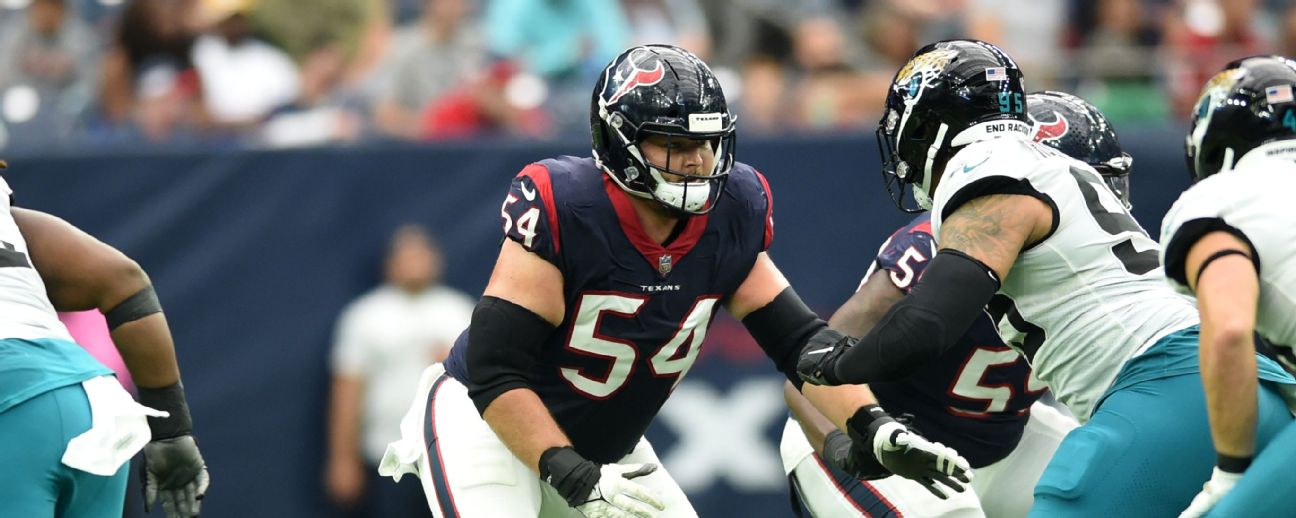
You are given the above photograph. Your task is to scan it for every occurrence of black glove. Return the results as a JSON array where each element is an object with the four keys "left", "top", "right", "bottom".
[
  {"left": 797, "top": 328, "right": 853, "bottom": 386},
  {"left": 142, "top": 435, "right": 210, "bottom": 517},
  {"left": 138, "top": 382, "right": 209, "bottom": 518},
  {"left": 846, "top": 405, "right": 971, "bottom": 499},
  {"left": 539, "top": 446, "right": 664, "bottom": 518},
  {"left": 820, "top": 430, "right": 890, "bottom": 480}
]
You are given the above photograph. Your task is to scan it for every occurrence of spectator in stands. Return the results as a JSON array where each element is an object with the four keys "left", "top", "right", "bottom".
[
  {"left": 98, "top": 0, "right": 203, "bottom": 141},
  {"left": 966, "top": 0, "right": 1066, "bottom": 88},
  {"left": 1072, "top": 0, "right": 1168, "bottom": 122},
  {"left": 261, "top": 39, "right": 365, "bottom": 147},
  {"left": 0, "top": 0, "right": 99, "bottom": 138},
  {"left": 325, "top": 225, "right": 474, "bottom": 517},
  {"left": 190, "top": 0, "right": 299, "bottom": 128},
  {"left": 622, "top": 0, "right": 711, "bottom": 58},
  {"left": 1164, "top": 0, "right": 1267, "bottom": 116},
  {"left": 250, "top": 0, "right": 392, "bottom": 104},
  {"left": 483, "top": 0, "right": 629, "bottom": 134},
  {"left": 788, "top": 17, "right": 874, "bottom": 130},
  {"left": 373, "top": 0, "right": 485, "bottom": 139}
]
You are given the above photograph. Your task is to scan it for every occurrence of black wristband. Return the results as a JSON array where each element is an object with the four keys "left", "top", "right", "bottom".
[
  {"left": 137, "top": 381, "right": 193, "bottom": 440},
  {"left": 1217, "top": 452, "right": 1252, "bottom": 474},
  {"left": 539, "top": 446, "right": 600, "bottom": 507},
  {"left": 845, "top": 405, "right": 896, "bottom": 446}
]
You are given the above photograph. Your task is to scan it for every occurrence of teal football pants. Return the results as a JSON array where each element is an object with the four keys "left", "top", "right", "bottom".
[
  {"left": 1030, "top": 373, "right": 1292, "bottom": 517},
  {"left": 0, "top": 382, "right": 129, "bottom": 518},
  {"left": 1208, "top": 419, "right": 1296, "bottom": 517}
]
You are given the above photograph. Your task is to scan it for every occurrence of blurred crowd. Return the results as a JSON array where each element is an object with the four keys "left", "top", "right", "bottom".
[{"left": 2, "top": 0, "right": 1296, "bottom": 152}]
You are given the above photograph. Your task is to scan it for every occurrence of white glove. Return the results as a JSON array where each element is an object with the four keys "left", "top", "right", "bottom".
[
  {"left": 871, "top": 421, "right": 972, "bottom": 499},
  {"left": 575, "top": 463, "right": 666, "bottom": 518},
  {"left": 1180, "top": 467, "right": 1243, "bottom": 518}
]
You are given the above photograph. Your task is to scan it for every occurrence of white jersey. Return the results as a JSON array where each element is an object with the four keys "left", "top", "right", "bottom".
[
  {"left": 931, "top": 135, "right": 1198, "bottom": 421},
  {"left": 0, "top": 176, "right": 72, "bottom": 341},
  {"left": 1160, "top": 146, "right": 1296, "bottom": 368}
]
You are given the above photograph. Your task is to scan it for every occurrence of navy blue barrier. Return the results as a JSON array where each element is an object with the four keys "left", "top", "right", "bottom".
[{"left": 2, "top": 125, "right": 1190, "bottom": 517}]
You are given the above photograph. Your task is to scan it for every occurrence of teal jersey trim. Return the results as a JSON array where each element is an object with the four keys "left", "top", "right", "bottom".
[{"left": 0, "top": 338, "right": 112, "bottom": 414}]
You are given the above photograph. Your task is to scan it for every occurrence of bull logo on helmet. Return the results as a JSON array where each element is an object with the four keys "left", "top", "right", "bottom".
[
  {"left": 1030, "top": 111, "right": 1069, "bottom": 142},
  {"left": 608, "top": 52, "right": 667, "bottom": 104}
]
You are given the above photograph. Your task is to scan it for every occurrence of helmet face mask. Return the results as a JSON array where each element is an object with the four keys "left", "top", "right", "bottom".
[
  {"left": 1186, "top": 56, "right": 1296, "bottom": 182},
  {"left": 592, "top": 45, "right": 736, "bottom": 216},
  {"left": 876, "top": 40, "right": 1029, "bottom": 212}
]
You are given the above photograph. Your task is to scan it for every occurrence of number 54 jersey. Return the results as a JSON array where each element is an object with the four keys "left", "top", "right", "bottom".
[
  {"left": 445, "top": 155, "right": 775, "bottom": 464},
  {"left": 930, "top": 135, "right": 1199, "bottom": 421}
]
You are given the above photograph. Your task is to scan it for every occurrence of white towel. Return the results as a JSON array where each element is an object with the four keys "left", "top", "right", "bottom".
[
  {"left": 61, "top": 376, "right": 169, "bottom": 476},
  {"left": 378, "top": 363, "right": 444, "bottom": 483}
]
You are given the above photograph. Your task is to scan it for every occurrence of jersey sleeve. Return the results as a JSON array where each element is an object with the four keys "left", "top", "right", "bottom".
[
  {"left": 501, "top": 164, "right": 561, "bottom": 265},
  {"left": 873, "top": 224, "right": 937, "bottom": 294},
  {"left": 1158, "top": 180, "right": 1257, "bottom": 293},
  {"left": 931, "top": 139, "right": 1056, "bottom": 239}
]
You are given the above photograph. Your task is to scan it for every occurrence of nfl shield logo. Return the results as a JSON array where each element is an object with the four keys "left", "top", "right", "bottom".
[{"left": 658, "top": 255, "right": 672, "bottom": 276}]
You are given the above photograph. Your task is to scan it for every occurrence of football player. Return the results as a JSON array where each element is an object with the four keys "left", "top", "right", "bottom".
[
  {"left": 378, "top": 45, "right": 970, "bottom": 518},
  {"left": 1162, "top": 55, "right": 1296, "bottom": 517},
  {"left": 796, "top": 40, "right": 1296, "bottom": 516},
  {"left": 0, "top": 159, "right": 209, "bottom": 517},
  {"left": 780, "top": 91, "right": 1125, "bottom": 518}
]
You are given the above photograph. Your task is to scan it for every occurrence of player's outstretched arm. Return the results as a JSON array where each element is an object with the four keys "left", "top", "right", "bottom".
[
  {"left": 798, "top": 194, "right": 1049, "bottom": 386},
  {"left": 1178, "top": 231, "right": 1261, "bottom": 517},
  {"left": 13, "top": 207, "right": 209, "bottom": 518},
  {"left": 733, "top": 254, "right": 970, "bottom": 495},
  {"left": 470, "top": 240, "right": 664, "bottom": 517}
]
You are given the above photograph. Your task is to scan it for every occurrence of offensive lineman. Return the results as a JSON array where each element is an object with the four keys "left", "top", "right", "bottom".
[
  {"left": 0, "top": 159, "right": 209, "bottom": 517},
  {"left": 796, "top": 40, "right": 1296, "bottom": 516},
  {"left": 378, "top": 45, "right": 970, "bottom": 518},
  {"left": 1162, "top": 55, "right": 1296, "bottom": 517},
  {"left": 780, "top": 91, "right": 1124, "bottom": 518}
]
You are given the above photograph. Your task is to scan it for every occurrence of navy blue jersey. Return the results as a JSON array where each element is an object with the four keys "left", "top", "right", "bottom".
[
  {"left": 865, "top": 214, "right": 1046, "bottom": 468},
  {"left": 446, "top": 156, "right": 773, "bottom": 463}
]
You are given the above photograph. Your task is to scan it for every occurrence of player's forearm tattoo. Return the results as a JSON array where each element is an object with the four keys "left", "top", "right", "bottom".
[{"left": 938, "top": 194, "right": 1035, "bottom": 277}]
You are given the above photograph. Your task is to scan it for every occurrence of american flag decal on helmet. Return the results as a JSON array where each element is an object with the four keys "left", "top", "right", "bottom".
[
  {"left": 985, "top": 67, "right": 1007, "bottom": 81},
  {"left": 1266, "top": 84, "right": 1294, "bottom": 105}
]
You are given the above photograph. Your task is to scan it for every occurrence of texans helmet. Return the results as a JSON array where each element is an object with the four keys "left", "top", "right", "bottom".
[
  {"left": 877, "top": 39, "right": 1030, "bottom": 212},
  {"left": 1028, "top": 91, "right": 1133, "bottom": 207},
  {"left": 591, "top": 45, "right": 736, "bottom": 215},
  {"left": 1186, "top": 55, "right": 1296, "bottom": 181}
]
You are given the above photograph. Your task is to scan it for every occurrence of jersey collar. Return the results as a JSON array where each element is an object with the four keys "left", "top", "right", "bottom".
[{"left": 603, "top": 175, "right": 710, "bottom": 278}]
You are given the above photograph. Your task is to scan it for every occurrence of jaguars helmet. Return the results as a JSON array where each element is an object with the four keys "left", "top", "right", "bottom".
[
  {"left": 1028, "top": 91, "right": 1133, "bottom": 207},
  {"left": 591, "top": 45, "right": 736, "bottom": 215},
  {"left": 1186, "top": 55, "right": 1296, "bottom": 181},
  {"left": 877, "top": 39, "right": 1030, "bottom": 212}
]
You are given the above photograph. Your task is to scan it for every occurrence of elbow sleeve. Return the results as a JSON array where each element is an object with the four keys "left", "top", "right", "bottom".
[
  {"left": 464, "top": 296, "right": 555, "bottom": 415},
  {"left": 742, "top": 287, "right": 827, "bottom": 389},
  {"left": 834, "top": 249, "right": 1001, "bottom": 383}
]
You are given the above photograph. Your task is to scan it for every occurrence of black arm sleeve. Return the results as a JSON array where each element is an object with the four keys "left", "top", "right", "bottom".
[
  {"left": 832, "top": 249, "right": 1001, "bottom": 384},
  {"left": 742, "top": 287, "right": 828, "bottom": 389},
  {"left": 464, "top": 296, "right": 556, "bottom": 415}
]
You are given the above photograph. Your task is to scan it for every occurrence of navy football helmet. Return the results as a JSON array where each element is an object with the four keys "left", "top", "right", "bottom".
[
  {"left": 877, "top": 40, "right": 1030, "bottom": 212},
  {"left": 1186, "top": 55, "right": 1296, "bottom": 181},
  {"left": 1028, "top": 91, "right": 1133, "bottom": 207},
  {"left": 591, "top": 45, "right": 736, "bottom": 215}
]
